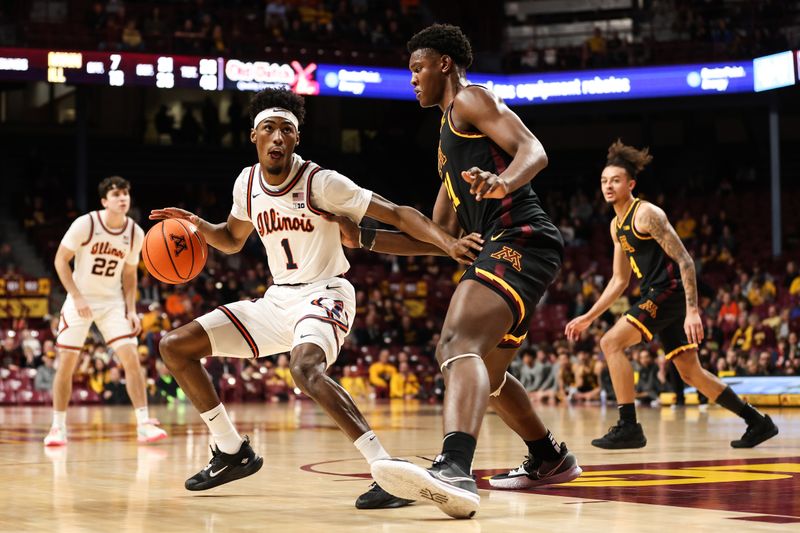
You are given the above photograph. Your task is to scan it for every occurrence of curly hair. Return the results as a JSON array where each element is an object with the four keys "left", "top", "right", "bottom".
[
  {"left": 248, "top": 88, "right": 306, "bottom": 126},
  {"left": 606, "top": 139, "right": 653, "bottom": 178},
  {"left": 407, "top": 24, "right": 473, "bottom": 68}
]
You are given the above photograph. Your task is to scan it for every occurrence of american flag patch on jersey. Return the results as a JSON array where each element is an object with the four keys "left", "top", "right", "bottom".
[{"left": 292, "top": 191, "right": 305, "bottom": 209}]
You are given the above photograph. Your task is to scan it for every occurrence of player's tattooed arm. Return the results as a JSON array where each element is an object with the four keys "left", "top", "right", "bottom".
[{"left": 637, "top": 203, "right": 698, "bottom": 309}]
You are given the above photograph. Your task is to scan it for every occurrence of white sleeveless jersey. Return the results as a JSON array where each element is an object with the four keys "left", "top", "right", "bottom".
[
  {"left": 230, "top": 154, "right": 372, "bottom": 285},
  {"left": 60, "top": 211, "right": 144, "bottom": 302}
]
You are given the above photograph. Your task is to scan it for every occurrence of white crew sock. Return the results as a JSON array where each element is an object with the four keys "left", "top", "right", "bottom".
[
  {"left": 52, "top": 411, "right": 66, "bottom": 429},
  {"left": 354, "top": 430, "right": 390, "bottom": 464},
  {"left": 135, "top": 406, "right": 150, "bottom": 426},
  {"left": 200, "top": 403, "right": 244, "bottom": 455}
]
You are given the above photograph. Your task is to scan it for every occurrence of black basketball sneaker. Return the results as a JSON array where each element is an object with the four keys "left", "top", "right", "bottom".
[
  {"left": 489, "top": 443, "right": 582, "bottom": 489},
  {"left": 591, "top": 420, "right": 647, "bottom": 449},
  {"left": 731, "top": 415, "right": 779, "bottom": 448},
  {"left": 355, "top": 482, "right": 414, "bottom": 509},
  {"left": 371, "top": 457, "right": 479, "bottom": 519},
  {"left": 185, "top": 435, "right": 263, "bottom": 491}
]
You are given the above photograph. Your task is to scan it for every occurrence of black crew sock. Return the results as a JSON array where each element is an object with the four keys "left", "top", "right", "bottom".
[
  {"left": 525, "top": 430, "right": 562, "bottom": 461},
  {"left": 441, "top": 431, "right": 477, "bottom": 474},
  {"left": 618, "top": 403, "right": 637, "bottom": 424},
  {"left": 716, "top": 386, "right": 763, "bottom": 425}
]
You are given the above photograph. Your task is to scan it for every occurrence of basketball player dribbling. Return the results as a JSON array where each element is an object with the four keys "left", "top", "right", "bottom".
[
  {"left": 150, "top": 88, "right": 482, "bottom": 493},
  {"left": 45, "top": 177, "right": 167, "bottom": 446},
  {"left": 565, "top": 140, "right": 778, "bottom": 449},
  {"left": 345, "top": 25, "right": 580, "bottom": 518}
]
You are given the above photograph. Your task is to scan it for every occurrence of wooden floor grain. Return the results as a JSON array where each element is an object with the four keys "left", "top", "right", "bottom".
[{"left": 0, "top": 401, "right": 798, "bottom": 532}]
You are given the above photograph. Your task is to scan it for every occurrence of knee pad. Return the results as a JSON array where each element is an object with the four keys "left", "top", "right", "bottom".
[
  {"left": 439, "top": 353, "right": 481, "bottom": 373},
  {"left": 490, "top": 373, "right": 508, "bottom": 397}
]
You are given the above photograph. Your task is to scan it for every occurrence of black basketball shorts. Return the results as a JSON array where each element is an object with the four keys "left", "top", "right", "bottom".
[
  {"left": 460, "top": 229, "right": 562, "bottom": 349},
  {"left": 624, "top": 286, "right": 697, "bottom": 359}
]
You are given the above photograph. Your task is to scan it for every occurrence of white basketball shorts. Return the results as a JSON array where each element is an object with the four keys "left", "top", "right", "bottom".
[
  {"left": 56, "top": 295, "right": 138, "bottom": 351},
  {"left": 195, "top": 277, "right": 355, "bottom": 367}
]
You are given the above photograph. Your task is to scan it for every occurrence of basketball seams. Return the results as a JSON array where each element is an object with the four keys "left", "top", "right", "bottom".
[
  {"left": 160, "top": 220, "right": 188, "bottom": 281},
  {"left": 174, "top": 219, "right": 195, "bottom": 280},
  {"left": 143, "top": 229, "right": 171, "bottom": 284}
]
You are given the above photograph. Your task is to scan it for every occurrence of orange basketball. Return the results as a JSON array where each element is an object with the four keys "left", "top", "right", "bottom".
[{"left": 142, "top": 219, "right": 208, "bottom": 284}]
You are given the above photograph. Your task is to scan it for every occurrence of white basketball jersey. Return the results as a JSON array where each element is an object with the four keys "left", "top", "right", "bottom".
[
  {"left": 60, "top": 211, "right": 144, "bottom": 302},
  {"left": 230, "top": 154, "right": 372, "bottom": 285}
]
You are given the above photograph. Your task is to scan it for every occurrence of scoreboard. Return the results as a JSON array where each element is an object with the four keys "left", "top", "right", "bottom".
[
  {"left": 0, "top": 47, "right": 795, "bottom": 104},
  {"left": 0, "top": 48, "right": 221, "bottom": 90}
]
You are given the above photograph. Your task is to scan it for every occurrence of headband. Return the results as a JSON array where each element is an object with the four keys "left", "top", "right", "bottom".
[{"left": 253, "top": 107, "right": 299, "bottom": 130}]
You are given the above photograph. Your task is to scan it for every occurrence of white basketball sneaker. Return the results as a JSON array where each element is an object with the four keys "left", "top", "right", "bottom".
[
  {"left": 137, "top": 420, "right": 168, "bottom": 444},
  {"left": 44, "top": 426, "right": 68, "bottom": 447}
]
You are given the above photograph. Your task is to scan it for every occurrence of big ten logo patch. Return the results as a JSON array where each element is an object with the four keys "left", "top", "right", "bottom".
[
  {"left": 639, "top": 299, "right": 658, "bottom": 319},
  {"left": 292, "top": 191, "right": 306, "bottom": 209},
  {"left": 618, "top": 235, "right": 636, "bottom": 253},
  {"left": 490, "top": 246, "right": 523, "bottom": 272},
  {"left": 170, "top": 234, "right": 187, "bottom": 257}
]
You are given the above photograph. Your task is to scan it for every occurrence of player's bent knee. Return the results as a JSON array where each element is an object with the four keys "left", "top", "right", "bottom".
[
  {"left": 289, "top": 346, "right": 327, "bottom": 392},
  {"left": 159, "top": 332, "right": 191, "bottom": 366}
]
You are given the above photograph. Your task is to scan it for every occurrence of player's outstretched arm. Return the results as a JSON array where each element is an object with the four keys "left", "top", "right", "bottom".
[
  {"left": 565, "top": 221, "right": 632, "bottom": 341},
  {"left": 363, "top": 193, "right": 481, "bottom": 265},
  {"left": 325, "top": 183, "right": 481, "bottom": 258},
  {"left": 636, "top": 203, "right": 703, "bottom": 344},
  {"left": 456, "top": 87, "right": 548, "bottom": 201},
  {"left": 149, "top": 208, "right": 253, "bottom": 255},
  {"left": 53, "top": 244, "right": 92, "bottom": 319}
]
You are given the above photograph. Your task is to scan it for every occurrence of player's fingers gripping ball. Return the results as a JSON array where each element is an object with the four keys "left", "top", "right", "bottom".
[{"left": 143, "top": 218, "right": 207, "bottom": 284}]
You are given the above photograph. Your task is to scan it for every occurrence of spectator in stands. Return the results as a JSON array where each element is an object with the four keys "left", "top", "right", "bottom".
[
  {"left": 140, "top": 302, "right": 170, "bottom": 356},
  {"left": 154, "top": 360, "right": 182, "bottom": 404},
  {"left": 103, "top": 367, "right": 130, "bottom": 404},
  {"left": 34, "top": 353, "right": 56, "bottom": 392},
  {"left": 390, "top": 361, "right": 420, "bottom": 399},
  {"left": 583, "top": 27, "right": 607, "bottom": 67},
  {"left": 273, "top": 353, "right": 294, "bottom": 390},
  {"left": 20, "top": 330, "right": 42, "bottom": 368},
  {"left": 88, "top": 357, "right": 109, "bottom": 396},
  {"left": 0, "top": 336, "right": 23, "bottom": 369},
  {"left": 143, "top": 6, "right": 168, "bottom": 48},
  {"left": 121, "top": 19, "right": 144, "bottom": 51},
  {"left": 369, "top": 349, "right": 396, "bottom": 399},
  {"left": 556, "top": 353, "right": 575, "bottom": 402},
  {"left": 165, "top": 286, "right": 192, "bottom": 322},
  {"left": 717, "top": 291, "right": 740, "bottom": 329},
  {"left": 572, "top": 352, "right": 602, "bottom": 402},
  {"left": 635, "top": 350, "right": 661, "bottom": 405},
  {"left": 675, "top": 211, "right": 697, "bottom": 241},
  {"left": 339, "top": 365, "right": 369, "bottom": 399},
  {"left": 174, "top": 18, "right": 204, "bottom": 54}
]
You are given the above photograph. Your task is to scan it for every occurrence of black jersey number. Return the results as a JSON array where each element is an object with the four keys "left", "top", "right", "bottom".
[
  {"left": 91, "top": 257, "right": 119, "bottom": 277},
  {"left": 280, "top": 238, "right": 298, "bottom": 270},
  {"left": 443, "top": 172, "right": 461, "bottom": 211}
]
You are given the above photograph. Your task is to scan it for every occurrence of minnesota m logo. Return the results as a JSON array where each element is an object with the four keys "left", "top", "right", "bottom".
[
  {"left": 170, "top": 233, "right": 188, "bottom": 257},
  {"left": 491, "top": 246, "right": 522, "bottom": 272}
]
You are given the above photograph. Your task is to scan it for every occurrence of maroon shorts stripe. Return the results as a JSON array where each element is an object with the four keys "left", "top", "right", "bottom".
[
  {"left": 55, "top": 343, "right": 83, "bottom": 351},
  {"left": 106, "top": 332, "right": 137, "bottom": 345},
  {"left": 297, "top": 314, "right": 349, "bottom": 333},
  {"left": 217, "top": 305, "right": 259, "bottom": 358}
]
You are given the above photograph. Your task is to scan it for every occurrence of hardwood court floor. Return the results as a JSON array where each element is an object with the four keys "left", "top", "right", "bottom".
[{"left": 0, "top": 401, "right": 798, "bottom": 532}]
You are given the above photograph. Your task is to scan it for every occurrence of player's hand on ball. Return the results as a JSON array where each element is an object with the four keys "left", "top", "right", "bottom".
[
  {"left": 321, "top": 213, "right": 360, "bottom": 248},
  {"left": 565, "top": 314, "right": 592, "bottom": 341},
  {"left": 461, "top": 167, "right": 509, "bottom": 201},
  {"left": 149, "top": 207, "right": 202, "bottom": 227},
  {"left": 127, "top": 311, "right": 142, "bottom": 336},
  {"left": 74, "top": 295, "right": 93, "bottom": 319},
  {"left": 447, "top": 233, "right": 484, "bottom": 265}
]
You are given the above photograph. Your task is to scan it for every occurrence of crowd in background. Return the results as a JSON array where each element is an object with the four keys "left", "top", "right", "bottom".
[
  {"left": 3, "top": 169, "right": 800, "bottom": 406},
  {"left": 0, "top": 0, "right": 796, "bottom": 73}
]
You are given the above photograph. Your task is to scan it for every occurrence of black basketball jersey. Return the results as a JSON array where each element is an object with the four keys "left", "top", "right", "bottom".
[
  {"left": 615, "top": 198, "right": 682, "bottom": 292},
  {"left": 437, "top": 94, "right": 562, "bottom": 248}
]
